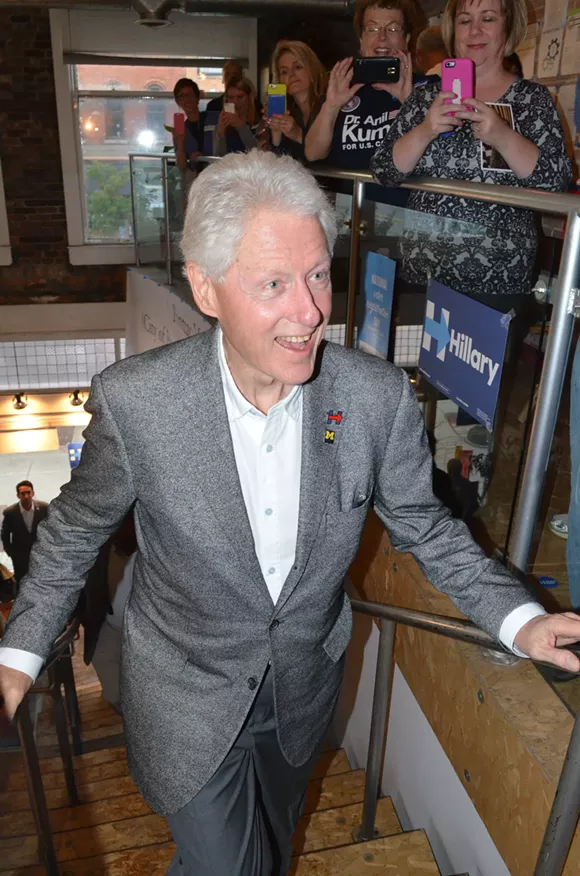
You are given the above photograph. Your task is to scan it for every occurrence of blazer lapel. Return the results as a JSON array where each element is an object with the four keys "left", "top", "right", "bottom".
[
  {"left": 274, "top": 346, "right": 347, "bottom": 613},
  {"left": 177, "top": 330, "right": 272, "bottom": 609}
]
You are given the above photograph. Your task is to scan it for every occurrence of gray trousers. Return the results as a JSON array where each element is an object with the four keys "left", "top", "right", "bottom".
[{"left": 166, "top": 669, "right": 321, "bottom": 876}]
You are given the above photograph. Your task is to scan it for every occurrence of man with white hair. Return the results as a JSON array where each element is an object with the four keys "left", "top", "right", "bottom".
[{"left": 1, "top": 151, "right": 580, "bottom": 876}]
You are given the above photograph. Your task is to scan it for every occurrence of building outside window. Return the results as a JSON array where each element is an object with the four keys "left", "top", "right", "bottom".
[{"left": 74, "top": 64, "right": 223, "bottom": 244}]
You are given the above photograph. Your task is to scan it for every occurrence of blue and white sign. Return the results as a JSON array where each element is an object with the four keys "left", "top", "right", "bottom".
[
  {"left": 419, "top": 281, "right": 511, "bottom": 429},
  {"left": 67, "top": 442, "right": 84, "bottom": 469},
  {"left": 358, "top": 251, "right": 395, "bottom": 360}
]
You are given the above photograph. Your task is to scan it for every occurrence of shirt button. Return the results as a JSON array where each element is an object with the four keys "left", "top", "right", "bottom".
[
  {"left": 269, "top": 620, "right": 280, "bottom": 631},
  {"left": 266, "top": 444, "right": 274, "bottom": 453},
  {"left": 265, "top": 508, "right": 273, "bottom": 516},
  {"left": 268, "top": 566, "right": 276, "bottom": 575},
  {"left": 247, "top": 677, "right": 258, "bottom": 690}
]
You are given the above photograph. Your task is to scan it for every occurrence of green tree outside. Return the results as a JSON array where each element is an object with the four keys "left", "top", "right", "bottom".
[{"left": 84, "top": 161, "right": 132, "bottom": 240}]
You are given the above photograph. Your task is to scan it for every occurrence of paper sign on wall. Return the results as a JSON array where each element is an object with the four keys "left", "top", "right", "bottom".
[{"left": 357, "top": 251, "right": 395, "bottom": 360}]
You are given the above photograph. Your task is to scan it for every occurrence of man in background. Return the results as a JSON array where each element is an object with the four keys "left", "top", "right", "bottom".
[
  {"left": 1, "top": 481, "right": 48, "bottom": 585},
  {"left": 415, "top": 25, "right": 447, "bottom": 76}
]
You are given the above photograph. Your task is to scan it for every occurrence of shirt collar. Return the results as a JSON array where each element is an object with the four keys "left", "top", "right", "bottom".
[
  {"left": 216, "top": 327, "right": 302, "bottom": 423},
  {"left": 19, "top": 502, "right": 34, "bottom": 514}
]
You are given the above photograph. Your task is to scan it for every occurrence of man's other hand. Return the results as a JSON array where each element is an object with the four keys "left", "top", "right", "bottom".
[
  {"left": 514, "top": 612, "right": 580, "bottom": 672},
  {"left": 0, "top": 664, "right": 33, "bottom": 721}
]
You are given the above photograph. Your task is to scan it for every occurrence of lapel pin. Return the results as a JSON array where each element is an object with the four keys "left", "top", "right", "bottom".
[
  {"left": 325, "top": 429, "right": 336, "bottom": 444},
  {"left": 327, "top": 410, "right": 343, "bottom": 425}
]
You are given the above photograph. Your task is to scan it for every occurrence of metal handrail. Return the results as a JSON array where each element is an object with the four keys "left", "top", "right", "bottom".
[
  {"left": 130, "top": 152, "right": 580, "bottom": 216},
  {"left": 351, "top": 599, "right": 580, "bottom": 875}
]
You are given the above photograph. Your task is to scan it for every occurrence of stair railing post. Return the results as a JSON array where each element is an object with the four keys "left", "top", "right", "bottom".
[
  {"left": 354, "top": 618, "right": 396, "bottom": 842},
  {"left": 534, "top": 708, "right": 580, "bottom": 875}
]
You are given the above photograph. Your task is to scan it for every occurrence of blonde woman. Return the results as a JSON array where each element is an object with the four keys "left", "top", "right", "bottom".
[
  {"left": 268, "top": 40, "right": 328, "bottom": 162},
  {"left": 214, "top": 76, "right": 261, "bottom": 156}
]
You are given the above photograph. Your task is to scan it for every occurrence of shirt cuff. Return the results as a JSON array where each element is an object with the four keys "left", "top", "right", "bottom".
[
  {"left": 498, "top": 603, "right": 547, "bottom": 657},
  {"left": 0, "top": 647, "right": 44, "bottom": 682}
]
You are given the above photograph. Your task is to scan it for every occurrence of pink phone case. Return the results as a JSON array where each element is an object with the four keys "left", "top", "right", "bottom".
[
  {"left": 441, "top": 58, "right": 474, "bottom": 114},
  {"left": 173, "top": 112, "right": 185, "bottom": 135}
]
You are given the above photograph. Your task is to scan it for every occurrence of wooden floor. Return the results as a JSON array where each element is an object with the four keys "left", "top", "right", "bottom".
[{"left": 0, "top": 641, "right": 440, "bottom": 875}]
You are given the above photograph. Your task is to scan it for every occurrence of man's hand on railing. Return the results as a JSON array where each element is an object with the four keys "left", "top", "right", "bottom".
[
  {"left": 0, "top": 664, "right": 33, "bottom": 722},
  {"left": 514, "top": 612, "right": 580, "bottom": 672}
]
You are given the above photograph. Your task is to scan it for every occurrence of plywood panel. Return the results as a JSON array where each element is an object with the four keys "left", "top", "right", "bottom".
[
  {"left": 293, "top": 797, "right": 402, "bottom": 856},
  {"left": 290, "top": 830, "right": 439, "bottom": 875},
  {"left": 349, "top": 510, "right": 580, "bottom": 875}
]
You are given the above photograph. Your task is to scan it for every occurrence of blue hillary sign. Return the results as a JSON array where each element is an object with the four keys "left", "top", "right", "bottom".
[
  {"left": 357, "top": 251, "right": 395, "bottom": 360},
  {"left": 67, "top": 442, "right": 84, "bottom": 469},
  {"left": 419, "top": 281, "right": 511, "bottom": 430}
]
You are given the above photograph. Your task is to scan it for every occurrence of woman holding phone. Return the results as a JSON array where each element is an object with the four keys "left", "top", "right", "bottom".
[
  {"left": 173, "top": 78, "right": 205, "bottom": 172},
  {"left": 371, "top": 0, "right": 571, "bottom": 302},
  {"left": 304, "top": 0, "right": 424, "bottom": 170},
  {"left": 267, "top": 40, "right": 328, "bottom": 163},
  {"left": 214, "top": 77, "right": 261, "bottom": 156}
]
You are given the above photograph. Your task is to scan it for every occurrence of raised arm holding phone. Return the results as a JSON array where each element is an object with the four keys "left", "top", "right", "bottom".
[{"left": 304, "top": 0, "right": 418, "bottom": 168}]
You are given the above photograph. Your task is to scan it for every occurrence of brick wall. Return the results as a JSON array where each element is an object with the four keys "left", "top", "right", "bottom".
[{"left": 0, "top": 8, "right": 125, "bottom": 304}]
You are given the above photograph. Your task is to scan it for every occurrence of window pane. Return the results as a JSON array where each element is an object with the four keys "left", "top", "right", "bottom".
[{"left": 79, "top": 95, "right": 174, "bottom": 243}]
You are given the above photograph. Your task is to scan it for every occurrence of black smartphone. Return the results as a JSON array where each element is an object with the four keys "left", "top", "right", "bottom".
[{"left": 352, "top": 57, "right": 400, "bottom": 84}]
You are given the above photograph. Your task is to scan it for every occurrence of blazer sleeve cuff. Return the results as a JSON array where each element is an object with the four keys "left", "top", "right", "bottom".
[{"left": 0, "top": 647, "right": 44, "bottom": 682}]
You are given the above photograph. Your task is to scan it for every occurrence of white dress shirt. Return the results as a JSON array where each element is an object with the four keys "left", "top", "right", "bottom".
[
  {"left": 20, "top": 502, "right": 34, "bottom": 533},
  {"left": 0, "top": 330, "right": 545, "bottom": 680}
]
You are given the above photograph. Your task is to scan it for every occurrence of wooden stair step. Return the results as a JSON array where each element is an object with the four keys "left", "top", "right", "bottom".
[
  {"left": 1, "top": 772, "right": 137, "bottom": 813},
  {"left": 3, "top": 755, "right": 130, "bottom": 792},
  {"left": 0, "top": 812, "right": 172, "bottom": 869},
  {"left": 293, "top": 797, "right": 401, "bottom": 856},
  {"left": 289, "top": 831, "right": 440, "bottom": 875},
  {"left": 304, "top": 769, "right": 366, "bottom": 814},
  {"left": 310, "top": 749, "right": 351, "bottom": 780},
  {"left": 0, "top": 791, "right": 152, "bottom": 839},
  {"left": 0, "top": 841, "right": 177, "bottom": 876}
]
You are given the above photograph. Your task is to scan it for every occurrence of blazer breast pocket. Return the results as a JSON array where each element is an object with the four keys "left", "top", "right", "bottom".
[{"left": 322, "top": 593, "right": 353, "bottom": 663}]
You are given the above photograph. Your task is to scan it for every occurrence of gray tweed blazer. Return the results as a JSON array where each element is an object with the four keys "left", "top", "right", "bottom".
[{"left": 2, "top": 327, "right": 534, "bottom": 814}]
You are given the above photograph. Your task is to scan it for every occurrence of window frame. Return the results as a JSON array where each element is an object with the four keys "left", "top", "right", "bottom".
[
  {"left": 49, "top": 8, "right": 257, "bottom": 265},
  {"left": 0, "top": 157, "right": 11, "bottom": 266}
]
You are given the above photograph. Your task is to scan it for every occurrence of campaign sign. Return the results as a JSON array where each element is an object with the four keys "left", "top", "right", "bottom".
[
  {"left": 358, "top": 251, "right": 395, "bottom": 360},
  {"left": 67, "top": 442, "right": 84, "bottom": 469},
  {"left": 418, "top": 281, "right": 511, "bottom": 430}
]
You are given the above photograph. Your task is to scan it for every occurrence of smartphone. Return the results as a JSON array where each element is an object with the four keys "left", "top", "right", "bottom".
[
  {"left": 224, "top": 102, "right": 236, "bottom": 114},
  {"left": 173, "top": 112, "right": 185, "bottom": 135},
  {"left": 267, "top": 84, "right": 287, "bottom": 117},
  {"left": 441, "top": 58, "right": 474, "bottom": 114},
  {"left": 352, "top": 57, "right": 400, "bottom": 84}
]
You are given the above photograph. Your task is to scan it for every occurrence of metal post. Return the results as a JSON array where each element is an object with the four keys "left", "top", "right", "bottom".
[
  {"left": 161, "top": 157, "right": 172, "bottom": 286},
  {"left": 129, "top": 155, "right": 140, "bottom": 267},
  {"left": 17, "top": 696, "right": 60, "bottom": 876},
  {"left": 57, "top": 650, "right": 83, "bottom": 757},
  {"left": 345, "top": 180, "right": 365, "bottom": 349},
  {"left": 354, "top": 618, "right": 396, "bottom": 842},
  {"left": 510, "top": 210, "right": 580, "bottom": 573},
  {"left": 50, "top": 664, "right": 79, "bottom": 806},
  {"left": 114, "top": 337, "right": 122, "bottom": 363},
  {"left": 534, "top": 709, "right": 580, "bottom": 875}
]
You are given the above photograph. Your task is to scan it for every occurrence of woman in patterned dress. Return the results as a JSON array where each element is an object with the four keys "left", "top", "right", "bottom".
[{"left": 370, "top": 0, "right": 571, "bottom": 308}]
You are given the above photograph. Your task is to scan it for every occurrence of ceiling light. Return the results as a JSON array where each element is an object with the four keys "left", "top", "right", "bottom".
[
  {"left": 69, "top": 390, "right": 85, "bottom": 407},
  {"left": 12, "top": 393, "right": 28, "bottom": 410}
]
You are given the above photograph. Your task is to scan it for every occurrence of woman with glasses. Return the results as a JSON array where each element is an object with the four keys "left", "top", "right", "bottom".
[{"left": 305, "top": 0, "right": 427, "bottom": 169}]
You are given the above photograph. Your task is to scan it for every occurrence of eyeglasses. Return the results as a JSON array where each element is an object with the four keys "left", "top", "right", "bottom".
[{"left": 362, "top": 23, "right": 405, "bottom": 35}]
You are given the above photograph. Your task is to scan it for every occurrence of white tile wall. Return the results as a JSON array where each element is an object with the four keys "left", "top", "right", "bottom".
[{"left": 0, "top": 339, "right": 125, "bottom": 391}]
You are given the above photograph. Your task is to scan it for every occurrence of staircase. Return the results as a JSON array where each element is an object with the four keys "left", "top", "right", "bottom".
[{"left": 0, "top": 672, "right": 442, "bottom": 875}]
